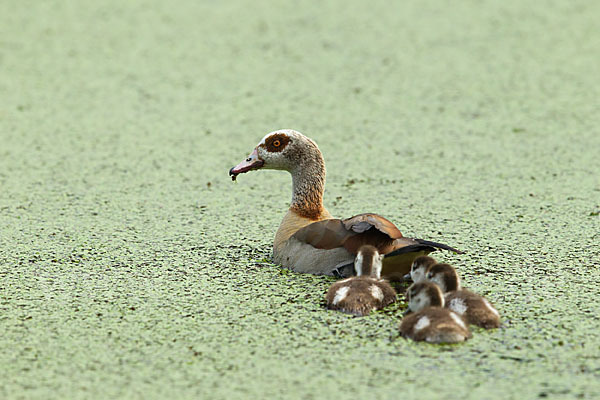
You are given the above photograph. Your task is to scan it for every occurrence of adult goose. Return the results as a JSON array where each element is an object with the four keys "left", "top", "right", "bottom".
[{"left": 229, "top": 129, "right": 462, "bottom": 279}]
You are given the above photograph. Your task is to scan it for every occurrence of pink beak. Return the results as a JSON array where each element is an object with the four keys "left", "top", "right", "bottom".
[{"left": 229, "top": 148, "right": 264, "bottom": 181}]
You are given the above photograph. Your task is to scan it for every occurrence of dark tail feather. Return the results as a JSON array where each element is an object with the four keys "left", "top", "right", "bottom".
[
  {"left": 384, "top": 244, "right": 436, "bottom": 258},
  {"left": 384, "top": 240, "right": 464, "bottom": 258},
  {"left": 414, "top": 239, "right": 464, "bottom": 254}
]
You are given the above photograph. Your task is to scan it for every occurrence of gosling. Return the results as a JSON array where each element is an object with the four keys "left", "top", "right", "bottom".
[
  {"left": 326, "top": 245, "right": 397, "bottom": 316},
  {"left": 426, "top": 263, "right": 501, "bottom": 329},
  {"left": 399, "top": 281, "right": 471, "bottom": 344}
]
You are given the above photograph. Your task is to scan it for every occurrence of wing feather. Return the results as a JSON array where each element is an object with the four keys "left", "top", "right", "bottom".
[
  {"left": 342, "top": 213, "right": 403, "bottom": 239},
  {"left": 292, "top": 213, "right": 462, "bottom": 257},
  {"left": 292, "top": 218, "right": 354, "bottom": 250}
]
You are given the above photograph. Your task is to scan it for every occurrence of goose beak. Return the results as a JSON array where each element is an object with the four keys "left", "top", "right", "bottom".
[
  {"left": 402, "top": 273, "right": 412, "bottom": 282},
  {"left": 403, "top": 308, "right": 412, "bottom": 316},
  {"left": 229, "top": 148, "right": 264, "bottom": 181}
]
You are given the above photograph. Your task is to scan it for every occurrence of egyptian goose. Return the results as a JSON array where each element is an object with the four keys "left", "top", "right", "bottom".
[
  {"left": 229, "top": 129, "right": 462, "bottom": 278},
  {"left": 400, "top": 282, "right": 471, "bottom": 343},
  {"left": 426, "top": 263, "right": 501, "bottom": 329},
  {"left": 325, "top": 245, "right": 396, "bottom": 316}
]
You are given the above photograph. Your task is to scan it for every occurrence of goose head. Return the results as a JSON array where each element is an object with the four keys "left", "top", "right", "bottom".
[{"left": 229, "top": 129, "right": 322, "bottom": 180}]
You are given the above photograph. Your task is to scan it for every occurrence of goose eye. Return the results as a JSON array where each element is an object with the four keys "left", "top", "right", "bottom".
[{"left": 264, "top": 135, "right": 289, "bottom": 152}]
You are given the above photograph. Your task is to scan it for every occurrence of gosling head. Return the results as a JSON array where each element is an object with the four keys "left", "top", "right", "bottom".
[
  {"left": 426, "top": 263, "right": 461, "bottom": 292},
  {"left": 354, "top": 245, "right": 384, "bottom": 278},
  {"left": 409, "top": 256, "right": 437, "bottom": 283},
  {"left": 405, "top": 281, "right": 445, "bottom": 314}
]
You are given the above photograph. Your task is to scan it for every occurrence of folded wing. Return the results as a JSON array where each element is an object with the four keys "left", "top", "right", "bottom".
[{"left": 293, "top": 213, "right": 462, "bottom": 256}]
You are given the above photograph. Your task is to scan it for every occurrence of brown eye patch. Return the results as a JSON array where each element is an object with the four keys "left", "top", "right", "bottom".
[{"left": 262, "top": 133, "right": 291, "bottom": 152}]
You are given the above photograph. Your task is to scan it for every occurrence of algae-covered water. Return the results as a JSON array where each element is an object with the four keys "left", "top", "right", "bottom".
[{"left": 1, "top": 1, "right": 599, "bottom": 398}]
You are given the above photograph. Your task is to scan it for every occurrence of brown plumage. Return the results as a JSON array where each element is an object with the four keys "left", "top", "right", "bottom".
[
  {"left": 426, "top": 263, "right": 501, "bottom": 329},
  {"left": 445, "top": 290, "right": 501, "bottom": 329},
  {"left": 400, "top": 281, "right": 471, "bottom": 343},
  {"left": 292, "top": 214, "right": 429, "bottom": 255},
  {"left": 229, "top": 129, "right": 462, "bottom": 278},
  {"left": 325, "top": 245, "right": 396, "bottom": 316},
  {"left": 400, "top": 307, "right": 472, "bottom": 343},
  {"left": 326, "top": 277, "right": 397, "bottom": 316}
]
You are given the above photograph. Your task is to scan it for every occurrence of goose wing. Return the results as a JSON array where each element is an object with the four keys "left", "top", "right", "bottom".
[{"left": 292, "top": 213, "right": 462, "bottom": 255}]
